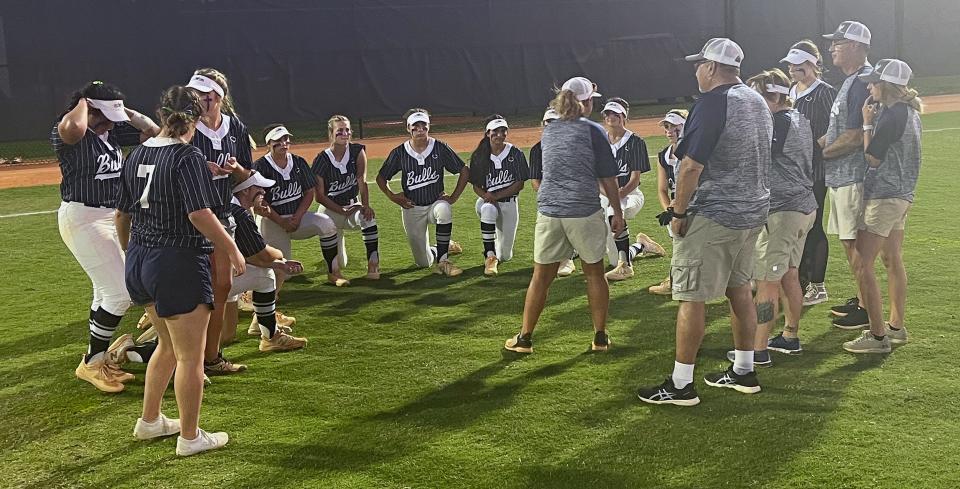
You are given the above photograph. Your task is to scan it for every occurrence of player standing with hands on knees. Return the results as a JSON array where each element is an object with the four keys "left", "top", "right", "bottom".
[
  {"left": 116, "top": 86, "right": 243, "bottom": 456},
  {"left": 377, "top": 109, "right": 469, "bottom": 277},
  {"left": 53, "top": 81, "right": 160, "bottom": 392},
  {"left": 637, "top": 39, "right": 772, "bottom": 406},
  {"left": 504, "top": 76, "right": 623, "bottom": 353},
  {"left": 469, "top": 115, "right": 528, "bottom": 276}
]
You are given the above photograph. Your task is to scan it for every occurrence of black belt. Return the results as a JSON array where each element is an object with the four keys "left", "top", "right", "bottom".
[
  {"left": 497, "top": 196, "right": 518, "bottom": 203},
  {"left": 65, "top": 200, "right": 111, "bottom": 209}
]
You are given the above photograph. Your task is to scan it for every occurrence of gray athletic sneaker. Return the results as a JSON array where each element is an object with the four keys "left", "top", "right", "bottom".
[
  {"left": 886, "top": 324, "right": 909, "bottom": 345},
  {"left": 842, "top": 331, "right": 891, "bottom": 354}
]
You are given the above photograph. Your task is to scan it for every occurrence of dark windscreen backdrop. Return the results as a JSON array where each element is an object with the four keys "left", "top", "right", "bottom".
[{"left": 0, "top": 0, "right": 956, "bottom": 142}]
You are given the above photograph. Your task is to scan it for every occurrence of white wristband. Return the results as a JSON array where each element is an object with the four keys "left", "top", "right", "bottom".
[{"left": 862, "top": 125, "right": 874, "bottom": 131}]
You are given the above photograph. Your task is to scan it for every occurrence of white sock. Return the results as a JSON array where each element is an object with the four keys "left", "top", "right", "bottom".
[
  {"left": 733, "top": 350, "right": 753, "bottom": 375},
  {"left": 672, "top": 361, "right": 695, "bottom": 389}
]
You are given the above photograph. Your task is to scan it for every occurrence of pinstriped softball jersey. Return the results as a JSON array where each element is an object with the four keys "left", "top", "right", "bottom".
[
  {"left": 50, "top": 121, "right": 142, "bottom": 207},
  {"left": 117, "top": 138, "right": 221, "bottom": 252},
  {"left": 190, "top": 114, "right": 253, "bottom": 218},
  {"left": 790, "top": 79, "right": 837, "bottom": 182},
  {"left": 254, "top": 153, "right": 317, "bottom": 216},
  {"left": 528, "top": 142, "right": 543, "bottom": 180},
  {"left": 312, "top": 143, "right": 366, "bottom": 206},
  {"left": 479, "top": 144, "right": 529, "bottom": 201},
  {"left": 611, "top": 131, "right": 651, "bottom": 187},
  {"left": 378, "top": 138, "right": 465, "bottom": 206},
  {"left": 229, "top": 201, "right": 267, "bottom": 258}
]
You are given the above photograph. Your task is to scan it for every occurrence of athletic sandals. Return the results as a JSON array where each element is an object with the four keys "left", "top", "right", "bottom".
[
  {"left": 635, "top": 233, "right": 666, "bottom": 257},
  {"left": 605, "top": 261, "right": 634, "bottom": 281},
  {"left": 637, "top": 378, "right": 700, "bottom": 406},
  {"left": 703, "top": 366, "right": 761, "bottom": 394},
  {"left": 504, "top": 332, "right": 533, "bottom": 353},
  {"left": 842, "top": 331, "right": 891, "bottom": 354},
  {"left": 259, "top": 331, "right": 308, "bottom": 352},
  {"left": 484, "top": 256, "right": 499, "bottom": 276},
  {"left": 133, "top": 413, "right": 181, "bottom": 440},
  {"left": 176, "top": 428, "right": 229, "bottom": 457}
]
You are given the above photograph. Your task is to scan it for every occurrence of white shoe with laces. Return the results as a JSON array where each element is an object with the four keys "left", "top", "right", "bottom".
[
  {"left": 557, "top": 259, "right": 576, "bottom": 277},
  {"left": 133, "top": 413, "right": 181, "bottom": 440},
  {"left": 176, "top": 428, "right": 229, "bottom": 456}
]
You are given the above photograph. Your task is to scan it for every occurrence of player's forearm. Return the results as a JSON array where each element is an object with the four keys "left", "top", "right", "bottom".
[
  {"left": 472, "top": 184, "right": 487, "bottom": 199},
  {"left": 58, "top": 101, "right": 89, "bottom": 144},
  {"left": 189, "top": 208, "right": 238, "bottom": 251},
  {"left": 598, "top": 177, "right": 623, "bottom": 215},
  {"left": 450, "top": 168, "right": 470, "bottom": 200},
  {"left": 618, "top": 173, "right": 641, "bottom": 198},
  {"left": 823, "top": 129, "right": 863, "bottom": 159},
  {"left": 114, "top": 210, "right": 131, "bottom": 251},
  {"left": 294, "top": 189, "right": 315, "bottom": 218},
  {"left": 248, "top": 246, "right": 285, "bottom": 268},
  {"left": 316, "top": 192, "right": 346, "bottom": 214},
  {"left": 657, "top": 187, "right": 671, "bottom": 211},
  {"left": 125, "top": 108, "right": 160, "bottom": 137},
  {"left": 672, "top": 160, "right": 703, "bottom": 214},
  {"left": 359, "top": 181, "right": 371, "bottom": 208},
  {"left": 493, "top": 181, "right": 523, "bottom": 200}
]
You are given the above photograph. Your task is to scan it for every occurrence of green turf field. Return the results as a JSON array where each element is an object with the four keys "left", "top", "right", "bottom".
[{"left": 1, "top": 112, "right": 959, "bottom": 488}]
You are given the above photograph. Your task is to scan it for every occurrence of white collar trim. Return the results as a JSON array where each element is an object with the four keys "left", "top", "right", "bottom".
[
  {"left": 196, "top": 114, "right": 231, "bottom": 142},
  {"left": 325, "top": 146, "right": 351, "bottom": 174},
  {"left": 610, "top": 130, "right": 633, "bottom": 154},
  {"left": 404, "top": 137, "right": 436, "bottom": 165},
  {"left": 490, "top": 143, "right": 512, "bottom": 169},
  {"left": 790, "top": 78, "right": 823, "bottom": 99},
  {"left": 143, "top": 137, "right": 182, "bottom": 147},
  {"left": 265, "top": 152, "right": 294, "bottom": 180}
]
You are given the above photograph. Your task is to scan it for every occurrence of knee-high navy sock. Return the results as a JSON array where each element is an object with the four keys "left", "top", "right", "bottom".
[
  {"left": 609, "top": 216, "right": 631, "bottom": 264},
  {"left": 253, "top": 290, "right": 277, "bottom": 338},
  {"left": 127, "top": 340, "right": 158, "bottom": 363},
  {"left": 362, "top": 225, "right": 379, "bottom": 263},
  {"left": 436, "top": 223, "right": 452, "bottom": 262},
  {"left": 480, "top": 222, "right": 496, "bottom": 258},
  {"left": 87, "top": 307, "right": 122, "bottom": 362},
  {"left": 320, "top": 233, "right": 340, "bottom": 272}
]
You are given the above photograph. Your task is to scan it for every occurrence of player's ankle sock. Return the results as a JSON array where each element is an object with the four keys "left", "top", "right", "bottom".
[
  {"left": 253, "top": 291, "right": 277, "bottom": 338},
  {"left": 480, "top": 221, "right": 496, "bottom": 258},
  {"left": 86, "top": 307, "right": 122, "bottom": 363},
  {"left": 362, "top": 225, "right": 379, "bottom": 261},
  {"left": 127, "top": 340, "right": 158, "bottom": 363},
  {"left": 614, "top": 226, "right": 631, "bottom": 264},
  {"left": 628, "top": 243, "right": 644, "bottom": 262},
  {"left": 320, "top": 233, "right": 340, "bottom": 272},
  {"left": 436, "top": 223, "right": 452, "bottom": 262},
  {"left": 672, "top": 361, "right": 695, "bottom": 389},
  {"left": 733, "top": 350, "right": 754, "bottom": 375},
  {"left": 571, "top": 251, "right": 579, "bottom": 260}
]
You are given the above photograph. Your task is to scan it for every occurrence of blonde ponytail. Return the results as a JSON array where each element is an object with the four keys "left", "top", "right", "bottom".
[{"left": 550, "top": 89, "right": 582, "bottom": 121}]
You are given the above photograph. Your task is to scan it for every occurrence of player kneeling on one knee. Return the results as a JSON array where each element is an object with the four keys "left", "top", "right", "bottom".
[
  {"left": 377, "top": 108, "right": 470, "bottom": 277},
  {"left": 468, "top": 115, "right": 529, "bottom": 277},
  {"left": 312, "top": 115, "right": 381, "bottom": 280},
  {"left": 254, "top": 125, "right": 348, "bottom": 287},
  {"left": 225, "top": 169, "right": 308, "bottom": 352}
]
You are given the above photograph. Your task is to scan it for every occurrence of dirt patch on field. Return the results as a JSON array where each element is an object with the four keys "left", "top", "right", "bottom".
[{"left": 4, "top": 94, "right": 959, "bottom": 190}]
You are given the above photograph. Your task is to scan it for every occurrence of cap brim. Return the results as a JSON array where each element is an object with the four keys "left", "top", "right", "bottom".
[
  {"left": 781, "top": 53, "right": 806, "bottom": 65},
  {"left": 186, "top": 81, "right": 214, "bottom": 93},
  {"left": 660, "top": 114, "right": 685, "bottom": 126},
  {"left": 858, "top": 72, "right": 882, "bottom": 83},
  {"left": 591, "top": 92, "right": 602, "bottom": 98},
  {"left": 234, "top": 173, "right": 276, "bottom": 193},
  {"left": 100, "top": 106, "right": 130, "bottom": 122},
  {"left": 822, "top": 32, "right": 844, "bottom": 40},
  {"left": 684, "top": 53, "right": 706, "bottom": 62}
]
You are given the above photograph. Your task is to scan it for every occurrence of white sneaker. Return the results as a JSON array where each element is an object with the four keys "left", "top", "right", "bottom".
[
  {"left": 802, "top": 283, "right": 829, "bottom": 306},
  {"left": 133, "top": 413, "right": 181, "bottom": 440},
  {"left": 176, "top": 428, "right": 229, "bottom": 456},
  {"left": 557, "top": 259, "right": 576, "bottom": 277}
]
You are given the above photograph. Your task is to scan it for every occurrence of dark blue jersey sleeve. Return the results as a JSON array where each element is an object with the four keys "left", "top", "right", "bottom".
[
  {"left": 516, "top": 149, "right": 530, "bottom": 181},
  {"left": 866, "top": 103, "right": 908, "bottom": 161},
  {"left": 378, "top": 148, "right": 402, "bottom": 180},
  {"left": 440, "top": 142, "right": 465, "bottom": 174},
  {"left": 772, "top": 110, "right": 792, "bottom": 156},
  {"left": 589, "top": 123, "right": 619, "bottom": 178},
  {"left": 846, "top": 78, "right": 871, "bottom": 129},
  {"left": 528, "top": 143, "right": 543, "bottom": 180},
  {"left": 295, "top": 157, "right": 318, "bottom": 190},
  {"left": 675, "top": 91, "right": 726, "bottom": 165},
  {"left": 231, "top": 204, "right": 267, "bottom": 257}
]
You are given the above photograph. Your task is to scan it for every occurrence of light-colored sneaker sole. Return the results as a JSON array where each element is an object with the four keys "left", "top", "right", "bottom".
[
  {"left": 259, "top": 340, "right": 307, "bottom": 352},
  {"left": 842, "top": 344, "right": 891, "bottom": 354},
  {"left": 833, "top": 322, "right": 869, "bottom": 330},
  {"left": 803, "top": 296, "right": 829, "bottom": 306},
  {"left": 503, "top": 339, "right": 532, "bottom": 353},
  {"left": 703, "top": 378, "right": 761, "bottom": 394},
  {"left": 768, "top": 346, "right": 803, "bottom": 355},
  {"left": 637, "top": 394, "right": 700, "bottom": 406}
]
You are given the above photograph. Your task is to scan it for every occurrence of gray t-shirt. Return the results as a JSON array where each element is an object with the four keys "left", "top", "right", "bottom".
[
  {"left": 824, "top": 64, "right": 872, "bottom": 188},
  {"left": 675, "top": 83, "right": 772, "bottom": 230},
  {"left": 537, "top": 118, "right": 619, "bottom": 218},
  {"left": 864, "top": 103, "right": 922, "bottom": 202},
  {"left": 770, "top": 109, "right": 816, "bottom": 214}
]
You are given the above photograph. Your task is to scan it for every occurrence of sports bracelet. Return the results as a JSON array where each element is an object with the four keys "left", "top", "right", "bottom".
[{"left": 862, "top": 124, "right": 874, "bottom": 131}]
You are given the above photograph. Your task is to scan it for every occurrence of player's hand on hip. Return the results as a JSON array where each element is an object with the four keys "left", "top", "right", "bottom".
[
  {"left": 439, "top": 193, "right": 458, "bottom": 205},
  {"left": 671, "top": 216, "right": 689, "bottom": 237},
  {"left": 610, "top": 214, "right": 626, "bottom": 236},
  {"left": 391, "top": 193, "right": 415, "bottom": 209},
  {"left": 342, "top": 203, "right": 362, "bottom": 216},
  {"left": 483, "top": 192, "right": 497, "bottom": 204}
]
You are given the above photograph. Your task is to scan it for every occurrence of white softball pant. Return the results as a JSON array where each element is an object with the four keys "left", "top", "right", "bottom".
[
  {"left": 475, "top": 197, "right": 520, "bottom": 262},
  {"left": 319, "top": 206, "right": 377, "bottom": 269},
  {"left": 258, "top": 212, "right": 338, "bottom": 260},
  {"left": 401, "top": 200, "right": 452, "bottom": 268},
  {"left": 600, "top": 190, "right": 644, "bottom": 264},
  {"left": 227, "top": 265, "right": 276, "bottom": 302},
  {"left": 57, "top": 202, "right": 131, "bottom": 316}
]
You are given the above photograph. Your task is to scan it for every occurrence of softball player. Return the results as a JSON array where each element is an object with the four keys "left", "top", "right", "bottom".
[
  {"left": 468, "top": 115, "right": 529, "bottom": 276},
  {"left": 599, "top": 97, "right": 664, "bottom": 281},
  {"left": 529, "top": 108, "right": 577, "bottom": 277},
  {"left": 52, "top": 80, "right": 160, "bottom": 392},
  {"left": 312, "top": 115, "right": 380, "bottom": 280},
  {"left": 255, "top": 125, "right": 346, "bottom": 287},
  {"left": 186, "top": 68, "right": 253, "bottom": 375},
  {"left": 648, "top": 109, "right": 688, "bottom": 295},
  {"left": 116, "top": 86, "right": 241, "bottom": 456},
  {"left": 376, "top": 108, "right": 469, "bottom": 277}
]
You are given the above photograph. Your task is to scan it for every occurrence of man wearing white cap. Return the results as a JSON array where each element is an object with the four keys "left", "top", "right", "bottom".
[
  {"left": 637, "top": 38, "right": 771, "bottom": 406},
  {"left": 820, "top": 21, "right": 874, "bottom": 328}
]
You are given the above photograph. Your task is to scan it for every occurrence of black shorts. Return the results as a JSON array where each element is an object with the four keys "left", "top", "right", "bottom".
[{"left": 126, "top": 243, "right": 214, "bottom": 318}]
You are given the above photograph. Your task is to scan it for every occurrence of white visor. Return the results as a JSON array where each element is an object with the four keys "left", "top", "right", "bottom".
[
  {"left": 602, "top": 101, "right": 627, "bottom": 116},
  {"left": 542, "top": 108, "right": 560, "bottom": 121},
  {"left": 406, "top": 112, "right": 430, "bottom": 127},
  {"left": 87, "top": 99, "right": 129, "bottom": 122},
  {"left": 780, "top": 48, "right": 819, "bottom": 66},
  {"left": 660, "top": 112, "right": 686, "bottom": 126},
  {"left": 186, "top": 74, "right": 225, "bottom": 98},
  {"left": 485, "top": 119, "right": 508, "bottom": 131},
  {"left": 264, "top": 126, "right": 292, "bottom": 144},
  {"left": 765, "top": 84, "right": 790, "bottom": 95},
  {"left": 233, "top": 170, "right": 276, "bottom": 194}
]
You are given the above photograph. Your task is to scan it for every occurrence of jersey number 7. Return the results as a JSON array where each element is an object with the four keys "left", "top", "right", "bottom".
[{"left": 137, "top": 164, "right": 157, "bottom": 208}]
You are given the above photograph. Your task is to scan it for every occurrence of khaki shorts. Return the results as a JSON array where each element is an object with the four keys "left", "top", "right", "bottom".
[
  {"left": 827, "top": 183, "right": 864, "bottom": 240},
  {"left": 860, "top": 198, "right": 910, "bottom": 238},
  {"left": 671, "top": 215, "right": 762, "bottom": 302},
  {"left": 533, "top": 210, "right": 607, "bottom": 265},
  {"left": 753, "top": 211, "right": 816, "bottom": 282}
]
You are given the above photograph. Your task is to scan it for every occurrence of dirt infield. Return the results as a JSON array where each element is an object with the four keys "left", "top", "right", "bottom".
[{"left": 3, "top": 94, "right": 959, "bottom": 190}]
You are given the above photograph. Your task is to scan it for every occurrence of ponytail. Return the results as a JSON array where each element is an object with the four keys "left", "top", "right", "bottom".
[
  {"left": 469, "top": 114, "right": 505, "bottom": 188},
  {"left": 550, "top": 89, "right": 583, "bottom": 121},
  {"left": 156, "top": 86, "right": 202, "bottom": 138}
]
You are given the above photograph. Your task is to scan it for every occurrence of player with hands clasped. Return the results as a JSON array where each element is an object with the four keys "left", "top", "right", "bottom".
[
  {"left": 468, "top": 115, "right": 529, "bottom": 276},
  {"left": 376, "top": 108, "right": 469, "bottom": 277},
  {"left": 648, "top": 109, "right": 688, "bottom": 295}
]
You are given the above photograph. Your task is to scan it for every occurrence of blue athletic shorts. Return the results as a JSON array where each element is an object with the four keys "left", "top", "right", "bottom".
[{"left": 126, "top": 243, "right": 214, "bottom": 318}]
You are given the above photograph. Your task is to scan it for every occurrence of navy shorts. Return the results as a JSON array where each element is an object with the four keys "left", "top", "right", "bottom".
[{"left": 125, "top": 243, "right": 214, "bottom": 318}]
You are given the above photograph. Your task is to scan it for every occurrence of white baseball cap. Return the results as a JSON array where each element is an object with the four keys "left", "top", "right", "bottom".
[
  {"left": 781, "top": 48, "right": 819, "bottom": 66},
  {"left": 602, "top": 101, "right": 627, "bottom": 116},
  {"left": 859, "top": 59, "right": 912, "bottom": 86},
  {"left": 659, "top": 111, "right": 687, "bottom": 126},
  {"left": 86, "top": 99, "right": 130, "bottom": 122},
  {"left": 561, "top": 76, "right": 601, "bottom": 101},
  {"left": 233, "top": 170, "right": 275, "bottom": 193},
  {"left": 485, "top": 118, "right": 508, "bottom": 131},
  {"left": 685, "top": 38, "right": 744, "bottom": 67},
  {"left": 406, "top": 111, "right": 430, "bottom": 127},
  {"left": 264, "top": 125, "right": 292, "bottom": 145},
  {"left": 542, "top": 108, "right": 560, "bottom": 122},
  {"left": 186, "top": 74, "right": 225, "bottom": 98},
  {"left": 823, "top": 21, "right": 871, "bottom": 46}
]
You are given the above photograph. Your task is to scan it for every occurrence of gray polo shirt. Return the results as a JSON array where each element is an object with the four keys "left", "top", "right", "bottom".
[
  {"left": 864, "top": 102, "right": 922, "bottom": 202},
  {"left": 824, "top": 63, "right": 872, "bottom": 188},
  {"left": 770, "top": 109, "right": 816, "bottom": 214},
  {"left": 537, "top": 118, "right": 619, "bottom": 218},
  {"left": 675, "top": 83, "right": 772, "bottom": 230}
]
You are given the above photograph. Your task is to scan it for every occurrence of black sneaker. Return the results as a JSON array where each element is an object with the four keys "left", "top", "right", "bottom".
[
  {"left": 703, "top": 366, "right": 761, "bottom": 394},
  {"left": 832, "top": 307, "right": 870, "bottom": 330},
  {"left": 591, "top": 330, "right": 611, "bottom": 351},
  {"left": 637, "top": 377, "right": 700, "bottom": 406},
  {"left": 504, "top": 332, "right": 533, "bottom": 353},
  {"left": 830, "top": 297, "right": 860, "bottom": 317}
]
